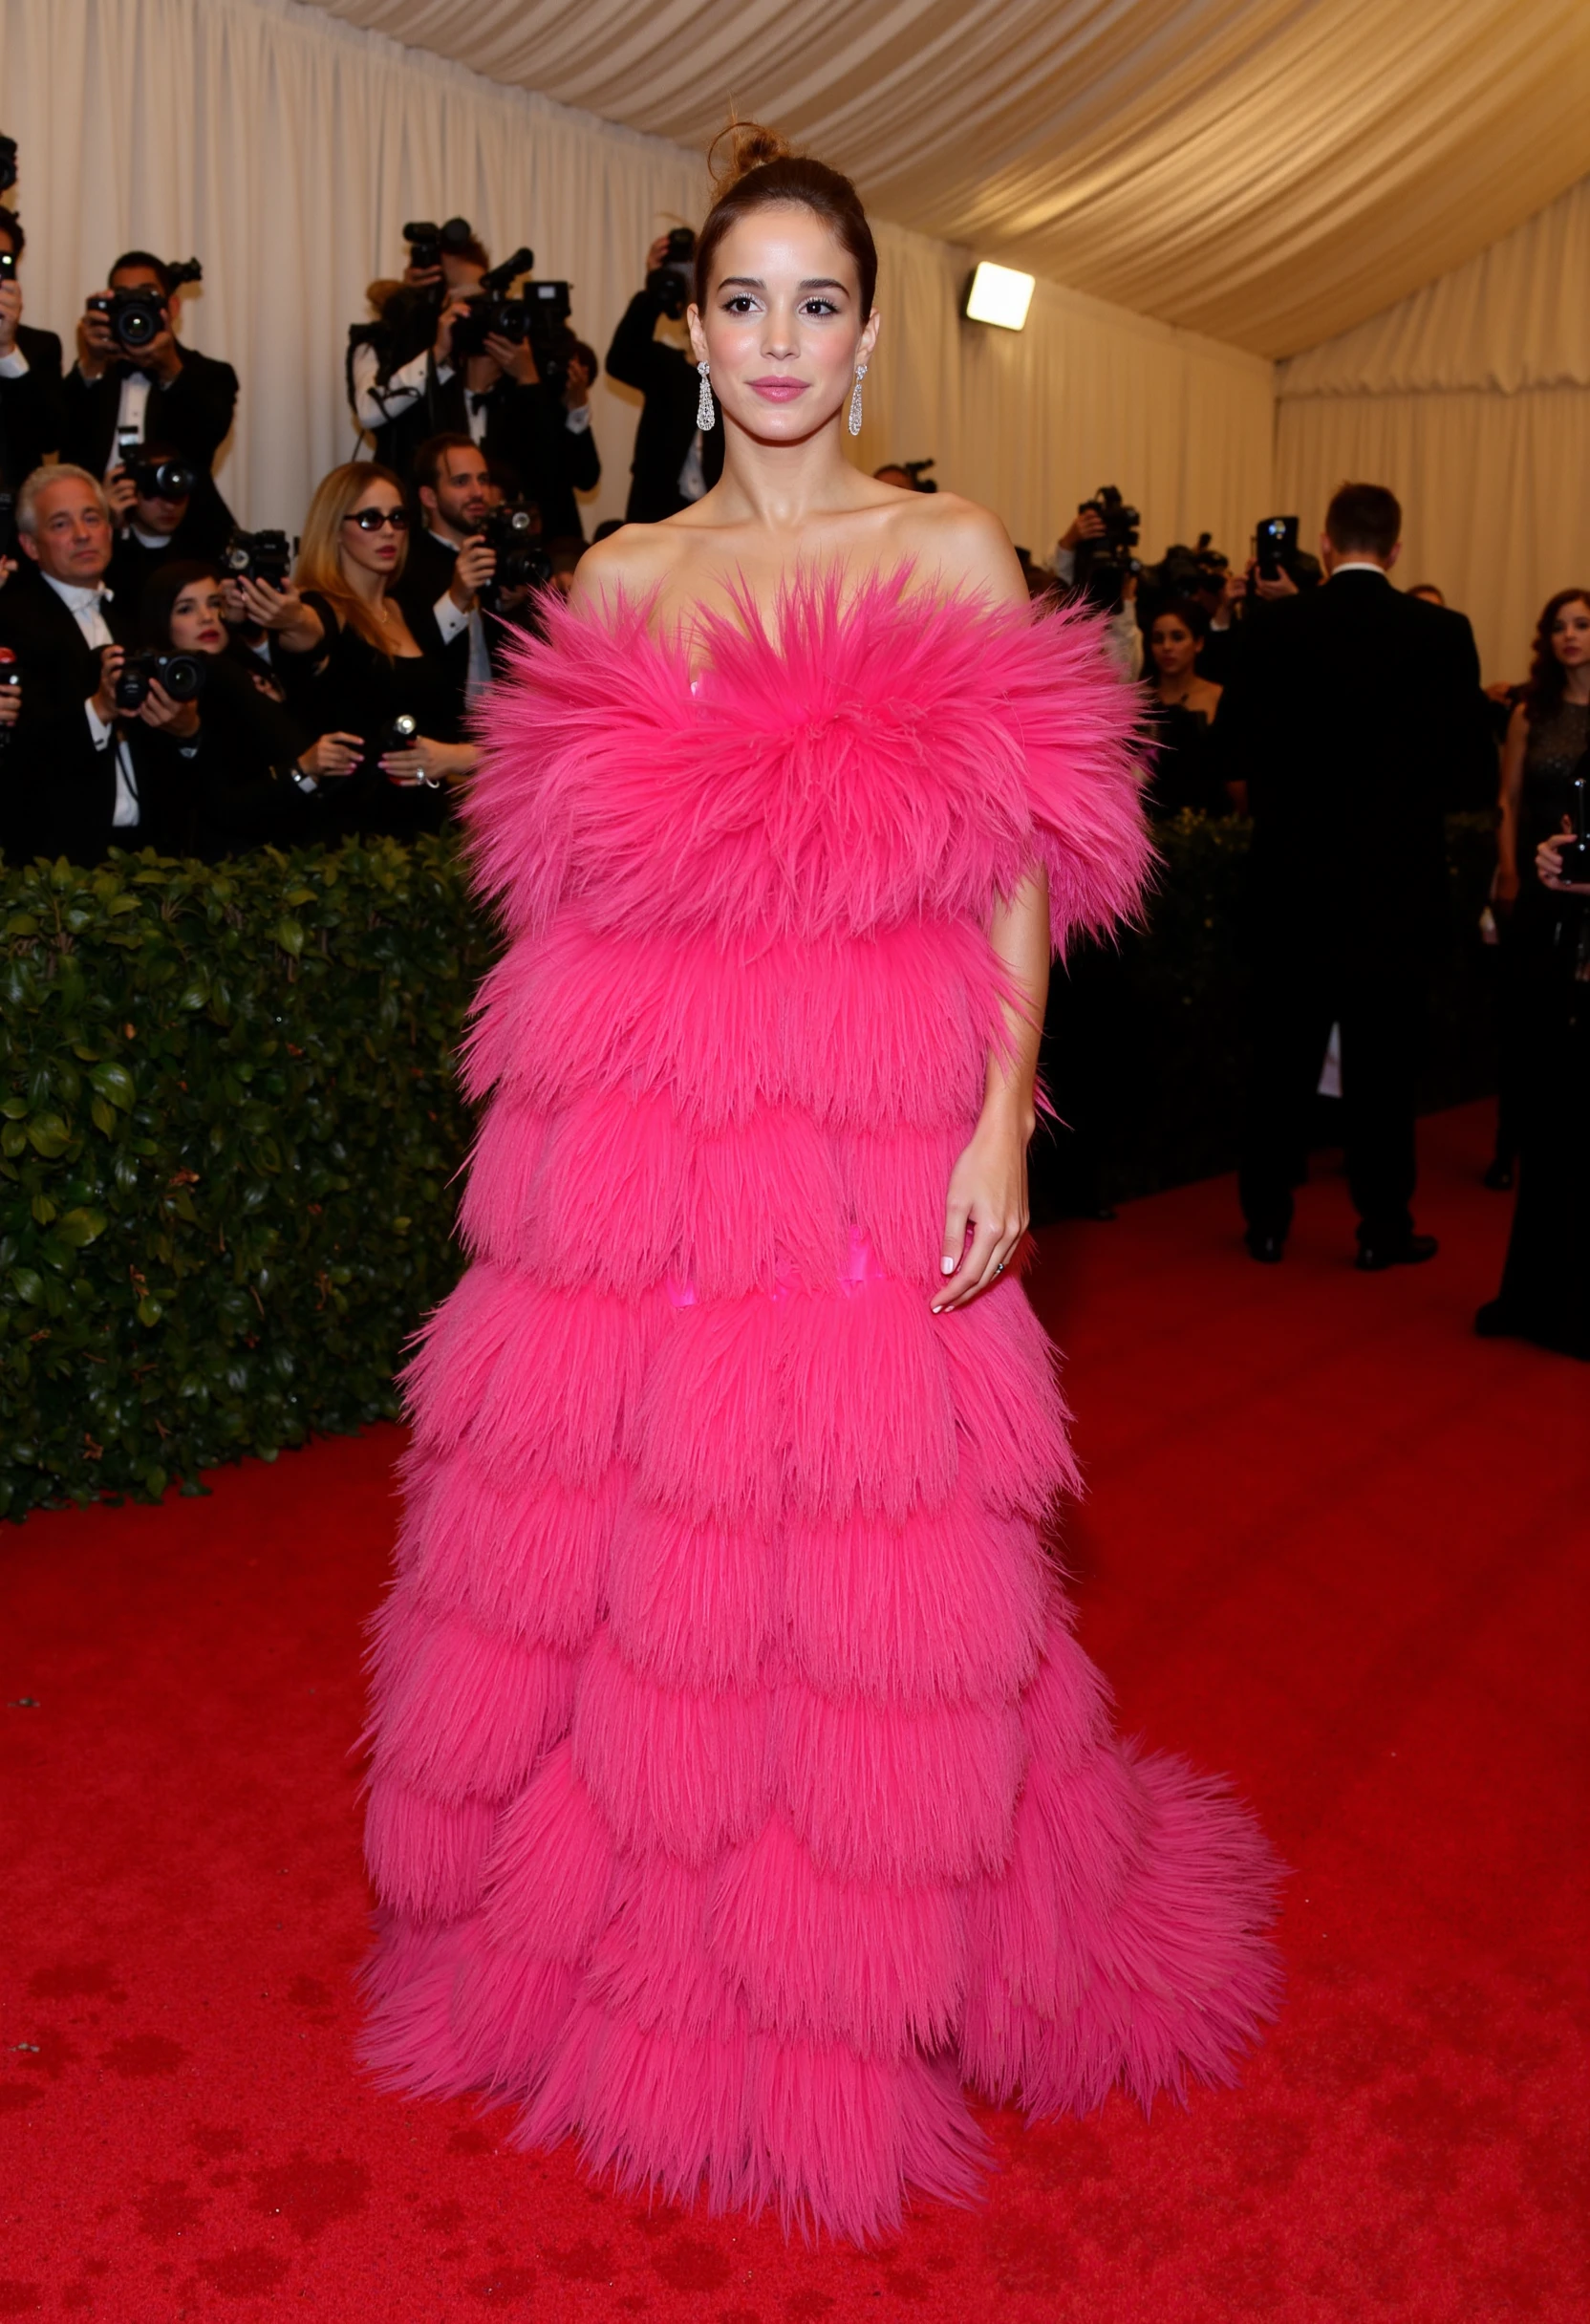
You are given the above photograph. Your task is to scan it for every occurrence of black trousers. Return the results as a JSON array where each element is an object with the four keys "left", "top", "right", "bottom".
[{"left": 1239, "top": 951, "right": 1427, "bottom": 1244}]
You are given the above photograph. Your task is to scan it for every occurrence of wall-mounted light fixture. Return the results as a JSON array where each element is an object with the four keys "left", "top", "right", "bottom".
[{"left": 962, "top": 262, "right": 1036, "bottom": 331}]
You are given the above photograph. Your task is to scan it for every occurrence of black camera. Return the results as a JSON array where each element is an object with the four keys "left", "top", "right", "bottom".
[
  {"left": 645, "top": 227, "right": 696, "bottom": 320},
  {"left": 89, "top": 258, "right": 202, "bottom": 354},
  {"left": 0, "top": 249, "right": 14, "bottom": 285},
  {"left": 0, "top": 646, "right": 18, "bottom": 747},
  {"left": 1139, "top": 531, "right": 1230, "bottom": 615},
  {"left": 0, "top": 138, "right": 16, "bottom": 196},
  {"left": 223, "top": 527, "right": 294, "bottom": 591},
  {"left": 1252, "top": 515, "right": 1321, "bottom": 591},
  {"left": 125, "top": 453, "right": 195, "bottom": 503},
  {"left": 447, "top": 247, "right": 539, "bottom": 357},
  {"left": 900, "top": 459, "right": 938, "bottom": 494},
  {"left": 114, "top": 649, "right": 205, "bottom": 715},
  {"left": 479, "top": 504, "right": 552, "bottom": 607},
  {"left": 1072, "top": 484, "right": 1141, "bottom": 613},
  {"left": 403, "top": 217, "right": 476, "bottom": 274},
  {"left": 368, "top": 711, "right": 430, "bottom": 784}
]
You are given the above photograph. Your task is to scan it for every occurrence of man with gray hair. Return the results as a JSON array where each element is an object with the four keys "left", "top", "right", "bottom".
[{"left": 0, "top": 463, "right": 185, "bottom": 863}]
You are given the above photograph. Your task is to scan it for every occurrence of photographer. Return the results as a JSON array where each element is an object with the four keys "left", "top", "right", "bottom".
[
  {"left": 63, "top": 252, "right": 238, "bottom": 546},
  {"left": 398, "top": 433, "right": 496, "bottom": 713},
  {"left": 139, "top": 561, "right": 349, "bottom": 860},
  {"left": 349, "top": 225, "right": 491, "bottom": 479},
  {"left": 605, "top": 233, "right": 724, "bottom": 523},
  {"left": 0, "top": 464, "right": 189, "bottom": 862},
  {"left": 352, "top": 226, "right": 598, "bottom": 540},
  {"left": 226, "top": 461, "right": 474, "bottom": 840},
  {"left": 1048, "top": 500, "right": 1142, "bottom": 679},
  {"left": 0, "top": 209, "right": 64, "bottom": 490},
  {"left": 105, "top": 442, "right": 220, "bottom": 607}
]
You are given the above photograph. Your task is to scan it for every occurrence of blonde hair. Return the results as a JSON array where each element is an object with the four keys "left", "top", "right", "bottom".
[
  {"left": 294, "top": 461, "right": 408, "bottom": 655},
  {"left": 16, "top": 463, "right": 109, "bottom": 537}
]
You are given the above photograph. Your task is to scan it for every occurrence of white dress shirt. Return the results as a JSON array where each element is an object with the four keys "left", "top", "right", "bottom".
[
  {"left": 0, "top": 345, "right": 27, "bottom": 380},
  {"left": 427, "top": 530, "right": 493, "bottom": 706},
  {"left": 42, "top": 572, "right": 140, "bottom": 827}
]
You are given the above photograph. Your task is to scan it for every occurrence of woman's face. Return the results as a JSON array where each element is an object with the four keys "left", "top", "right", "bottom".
[
  {"left": 1151, "top": 615, "right": 1198, "bottom": 680},
  {"left": 1550, "top": 597, "right": 1590, "bottom": 669},
  {"left": 341, "top": 482, "right": 407, "bottom": 582},
  {"left": 688, "top": 203, "right": 879, "bottom": 445},
  {"left": 169, "top": 577, "right": 227, "bottom": 654}
]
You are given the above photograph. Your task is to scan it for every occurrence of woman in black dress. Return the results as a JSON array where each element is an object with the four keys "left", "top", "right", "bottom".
[
  {"left": 1143, "top": 598, "right": 1230, "bottom": 819},
  {"left": 226, "top": 462, "right": 477, "bottom": 839},
  {"left": 1477, "top": 587, "right": 1590, "bottom": 1357}
]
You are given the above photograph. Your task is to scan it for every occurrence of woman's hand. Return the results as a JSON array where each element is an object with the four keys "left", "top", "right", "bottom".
[
  {"left": 379, "top": 735, "right": 479, "bottom": 788},
  {"left": 1537, "top": 822, "right": 1590, "bottom": 896},
  {"left": 137, "top": 678, "right": 200, "bottom": 740},
  {"left": 933, "top": 1094, "right": 1032, "bottom": 1311},
  {"left": 297, "top": 732, "right": 365, "bottom": 781},
  {"left": 227, "top": 572, "right": 319, "bottom": 647}
]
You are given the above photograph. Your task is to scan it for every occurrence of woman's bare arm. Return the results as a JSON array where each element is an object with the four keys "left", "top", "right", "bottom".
[{"left": 1495, "top": 700, "right": 1528, "bottom": 897}]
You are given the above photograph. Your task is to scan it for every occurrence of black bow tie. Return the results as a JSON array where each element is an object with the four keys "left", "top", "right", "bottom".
[{"left": 469, "top": 389, "right": 494, "bottom": 415}]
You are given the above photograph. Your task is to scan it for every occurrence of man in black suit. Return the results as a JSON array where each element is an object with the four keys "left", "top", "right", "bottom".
[
  {"left": 0, "top": 210, "right": 63, "bottom": 492},
  {"left": 0, "top": 464, "right": 190, "bottom": 864},
  {"left": 105, "top": 444, "right": 226, "bottom": 615},
  {"left": 606, "top": 236, "right": 725, "bottom": 523},
  {"left": 60, "top": 253, "right": 238, "bottom": 549},
  {"left": 1220, "top": 482, "right": 1493, "bottom": 1269},
  {"left": 396, "top": 433, "right": 496, "bottom": 715}
]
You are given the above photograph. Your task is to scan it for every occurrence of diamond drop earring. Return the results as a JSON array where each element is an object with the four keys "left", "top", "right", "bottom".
[
  {"left": 848, "top": 362, "right": 868, "bottom": 438},
  {"left": 697, "top": 360, "right": 716, "bottom": 432}
]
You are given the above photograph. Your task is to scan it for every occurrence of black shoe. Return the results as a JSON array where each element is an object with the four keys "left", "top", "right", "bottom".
[
  {"left": 1244, "top": 1230, "right": 1285, "bottom": 1264},
  {"left": 1356, "top": 1232, "right": 1438, "bottom": 1272},
  {"left": 1482, "top": 1159, "right": 1515, "bottom": 1192}
]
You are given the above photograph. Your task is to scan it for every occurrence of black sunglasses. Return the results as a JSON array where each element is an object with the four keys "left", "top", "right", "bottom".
[{"left": 343, "top": 506, "right": 409, "bottom": 533}]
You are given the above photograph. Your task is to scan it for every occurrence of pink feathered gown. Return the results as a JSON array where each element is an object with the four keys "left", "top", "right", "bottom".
[{"left": 359, "top": 574, "right": 1280, "bottom": 2241}]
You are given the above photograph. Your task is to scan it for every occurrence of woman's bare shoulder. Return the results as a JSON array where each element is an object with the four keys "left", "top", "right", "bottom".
[
  {"left": 888, "top": 489, "right": 1026, "bottom": 608},
  {"left": 567, "top": 522, "right": 684, "bottom": 614}
]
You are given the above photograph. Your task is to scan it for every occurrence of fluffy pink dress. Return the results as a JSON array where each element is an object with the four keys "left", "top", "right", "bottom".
[{"left": 359, "top": 573, "right": 1280, "bottom": 2242}]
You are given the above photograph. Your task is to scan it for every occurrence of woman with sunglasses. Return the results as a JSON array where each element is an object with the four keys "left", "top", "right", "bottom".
[{"left": 226, "top": 461, "right": 474, "bottom": 837}]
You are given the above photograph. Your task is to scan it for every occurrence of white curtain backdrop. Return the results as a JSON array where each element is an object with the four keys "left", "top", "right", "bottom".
[
  {"left": 0, "top": 0, "right": 1274, "bottom": 567},
  {"left": 1275, "top": 178, "right": 1590, "bottom": 678}
]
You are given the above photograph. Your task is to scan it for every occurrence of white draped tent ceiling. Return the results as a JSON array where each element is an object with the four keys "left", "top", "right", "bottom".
[{"left": 309, "top": 0, "right": 1590, "bottom": 358}]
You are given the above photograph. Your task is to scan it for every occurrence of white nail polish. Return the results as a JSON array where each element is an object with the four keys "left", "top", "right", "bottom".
[{"left": 940, "top": 1256, "right": 955, "bottom": 1275}]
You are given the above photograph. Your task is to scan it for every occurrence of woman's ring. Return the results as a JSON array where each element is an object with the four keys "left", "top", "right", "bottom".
[{"left": 994, "top": 1259, "right": 1005, "bottom": 1274}]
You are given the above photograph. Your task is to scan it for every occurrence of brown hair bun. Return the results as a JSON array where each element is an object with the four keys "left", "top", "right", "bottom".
[{"left": 708, "top": 120, "right": 794, "bottom": 191}]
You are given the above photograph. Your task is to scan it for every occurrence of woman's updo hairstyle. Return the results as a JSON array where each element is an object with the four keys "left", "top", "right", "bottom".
[{"left": 694, "top": 121, "right": 877, "bottom": 315}]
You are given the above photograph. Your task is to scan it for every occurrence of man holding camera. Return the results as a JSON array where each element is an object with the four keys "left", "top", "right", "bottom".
[
  {"left": 62, "top": 252, "right": 239, "bottom": 548},
  {"left": 0, "top": 210, "right": 63, "bottom": 493},
  {"left": 105, "top": 444, "right": 219, "bottom": 610},
  {"left": 606, "top": 233, "right": 724, "bottom": 524},
  {"left": 398, "top": 433, "right": 499, "bottom": 713},
  {"left": 352, "top": 226, "right": 598, "bottom": 541},
  {"left": 1220, "top": 482, "right": 1492, "bottom": 1270},
  {"left": 0, "top": 464, "right": 191, "bottom": 863}
]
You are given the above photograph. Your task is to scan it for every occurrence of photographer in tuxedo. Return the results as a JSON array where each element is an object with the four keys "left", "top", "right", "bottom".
[
  {"left": 0, "top": 210, "right": 63, "bottom": 490},
  {"left": 0, "top": 465, "right": 189, "bottom": 863},
  {"left": 605, "top": 234, "right": 724, "bottom": 522},
  {"left": 397, "top": 433, "right": 497, "bottom": 716},
  {"left": 62, "top": 253, "right": 238, "bottom": 548},
  {"left": 1221, "top": 482, "right": 1492, "bottom": 1269}
]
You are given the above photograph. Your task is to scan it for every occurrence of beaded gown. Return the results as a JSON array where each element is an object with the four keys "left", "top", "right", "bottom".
[{"left": 358, "top": 574, "right": 1281, "bottom": 2240}]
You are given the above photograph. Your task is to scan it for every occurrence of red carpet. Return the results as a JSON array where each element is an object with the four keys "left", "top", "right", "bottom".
[{"left": 3, "top": 1100, "right": 1586, "bottom": 2322}]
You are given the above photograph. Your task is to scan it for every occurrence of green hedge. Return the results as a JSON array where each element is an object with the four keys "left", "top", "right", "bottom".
[
  {"left": 0, "top": 838, "right": 487, "bottom": 1518},
  {"left": 0, "top": 818, "right": 1497, "bottom": 1518}
]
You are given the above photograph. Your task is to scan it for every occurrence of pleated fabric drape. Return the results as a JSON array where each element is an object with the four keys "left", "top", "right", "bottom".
[
  {"left": 1275, "top": 179, "right": 1590, "bottom": 678},
  {"left": 0, "top": 0, "right": 1274, "bottom": 561}
]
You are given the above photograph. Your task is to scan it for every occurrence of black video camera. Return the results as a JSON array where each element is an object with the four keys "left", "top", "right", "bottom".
[
  {"left": 1139, "top": 531, "right": 1230, "bottom": 617},
  {"left": 114, "top": 649, "right": 206, "bottom": 715},
  {"left": 0, "top": 249, "right": 14, "bottom": 285},
  {"left": 1072, "top": 485, "right": 1141, "bottom": 613},
  {"left": 480, "top": 504, "right": 552, "bottom": 608},
  {"left": 223, "top": 528, "right": 294, "bottom": 592},
  {"left": 645, "top": 227, "right": 696, "bottom": 321},
  {"left": 89, "top": 258, "right": 202, "bottom": 355},
  {"left": 403, "top": 217, "right": 477, "bottom": 275},
  {"left": 900, "top": 459, "right": 938, "bottom": 494},
  {"left": 125, "top": 453, "right": 195, "bottom": 503}
]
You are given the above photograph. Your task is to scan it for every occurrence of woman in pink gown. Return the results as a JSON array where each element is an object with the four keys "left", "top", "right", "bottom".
[{"left": 359, "top": 125, "right": 1280, "bottom": 2244}]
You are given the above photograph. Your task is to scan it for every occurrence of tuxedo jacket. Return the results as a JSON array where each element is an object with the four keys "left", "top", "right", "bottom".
[
  {"left": 0, "top": 322, "right": 65, "bottom": 491},
  {"left": 605, "top": 290, "right": 724, "bottom": 524},
  {"left": 60, "top": 346, "right": 239, "bottom": 543},
  {"left": 0, "top": 572, "right": 187, "bottom": 864},
  {"left": 1219, "top": 570, "right": 1493, "bottom": 968},
  {"left": 394, "top": 525, "right": 470, "bottom": 706}
]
